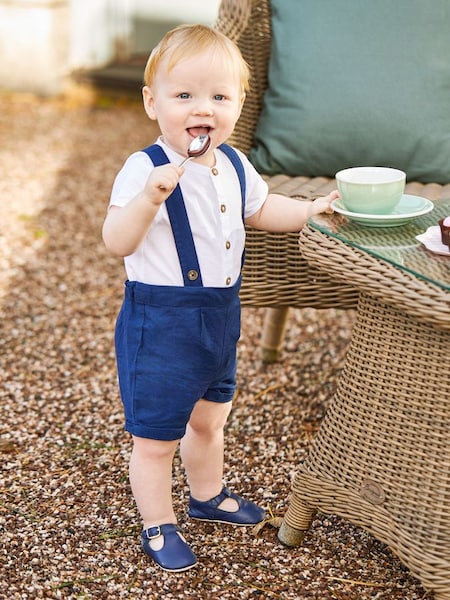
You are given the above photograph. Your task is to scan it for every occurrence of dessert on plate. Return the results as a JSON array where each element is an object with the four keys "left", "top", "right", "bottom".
[{"left": 438, "top": 216, "right": 450, "bottom": 249}]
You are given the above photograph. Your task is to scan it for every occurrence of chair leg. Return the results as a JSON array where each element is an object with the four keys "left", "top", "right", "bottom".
[{"left": 260, "top": 307, "right": 289, "bottom": 363}]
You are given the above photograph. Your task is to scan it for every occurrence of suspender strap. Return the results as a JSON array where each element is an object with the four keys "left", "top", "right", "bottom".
[
  {"left": 141, "top": 144, "right": 203, "bottom": 286},
  {"left": 218, "top": 143, "right": 246, "bottom": 220}
]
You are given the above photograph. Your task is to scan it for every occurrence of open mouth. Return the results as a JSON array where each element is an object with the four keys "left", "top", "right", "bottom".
[{"left": 187, "top": 126, "right": 211, "bottom": 138}]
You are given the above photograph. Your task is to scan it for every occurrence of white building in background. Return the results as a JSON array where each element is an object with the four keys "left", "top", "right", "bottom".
[{"left": 0, "top": 0, "right": 220, "bottom": 95}]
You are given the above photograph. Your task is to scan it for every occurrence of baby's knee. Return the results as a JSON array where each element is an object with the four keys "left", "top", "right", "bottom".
[
  {"left": 189, "top": 419, "right": 222, "bottom": 439},
  {"left": 132, "top": 435, "right": 178, "bottom": 460},
  {"left": 188, "top": 404, "right": 231, "bottom": 437}
]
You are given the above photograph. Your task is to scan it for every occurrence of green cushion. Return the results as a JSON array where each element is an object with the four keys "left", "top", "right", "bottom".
[{"left": 249, "top": 0, "right": 450, "bottom": 183}]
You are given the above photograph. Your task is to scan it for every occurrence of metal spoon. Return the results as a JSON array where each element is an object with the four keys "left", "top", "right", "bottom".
[{"left": 179, "top": 134, "right": 211, "bottom": 166}]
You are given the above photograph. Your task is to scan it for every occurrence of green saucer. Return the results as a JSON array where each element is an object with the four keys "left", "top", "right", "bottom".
[{"left": 332, "top": 194, "right": 434, "bottom": 227}]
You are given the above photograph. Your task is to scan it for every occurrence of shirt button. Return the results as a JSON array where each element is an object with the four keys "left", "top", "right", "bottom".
[
  {"left": 226, "top": 277, "right": 231, "bottom": 285},
  {"left": 211, "top": 167, "right": 219, "bottom": 176},
  {"left": 220, "top": 204, "right": 226, "bottom": 213},
  {"left": 225, "top": 240, "right": 231, "bottom": 250}
]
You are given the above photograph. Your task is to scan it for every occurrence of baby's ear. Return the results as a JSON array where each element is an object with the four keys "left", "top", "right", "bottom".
[
  {"left": 142, "top": 86, "right": 157, "bottom": 120},
  {"left": 236, "top": 92, "right": 246, "bottom": 120}
]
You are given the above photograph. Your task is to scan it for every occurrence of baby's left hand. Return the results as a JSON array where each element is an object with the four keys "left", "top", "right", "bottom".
[{"left": 311, "top": 190, "right": 339, "bottom": 216}]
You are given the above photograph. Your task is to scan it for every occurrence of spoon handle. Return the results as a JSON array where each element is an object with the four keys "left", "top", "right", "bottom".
[{"left": 179, "top": 156, "right": 193, "bottom": 168}]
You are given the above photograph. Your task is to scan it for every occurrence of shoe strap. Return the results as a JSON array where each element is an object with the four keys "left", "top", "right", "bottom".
[
  {"left": 143, "top": 523, "right": 178, "bottom": 540},
  {"left": 207, "top": 486, "right": 239, "bottom": 509}
]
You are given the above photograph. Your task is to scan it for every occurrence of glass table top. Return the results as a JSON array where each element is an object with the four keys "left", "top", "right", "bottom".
[{"left": 308, "top": 198, "right": 450, "bottom": 291}]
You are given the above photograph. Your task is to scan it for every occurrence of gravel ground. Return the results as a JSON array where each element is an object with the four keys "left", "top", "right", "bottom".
[{"left": 0, "top": 91, "right": 432, "bottom": 599}]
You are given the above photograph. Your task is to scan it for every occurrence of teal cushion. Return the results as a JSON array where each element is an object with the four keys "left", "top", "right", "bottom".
[{"left": 249, "top": 0, "right": 450, "bottom": 183}]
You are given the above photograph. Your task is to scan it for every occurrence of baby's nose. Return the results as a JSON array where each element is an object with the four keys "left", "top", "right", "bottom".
[{"left": 193, "top": 98, "right": 213, "bottom": 115}]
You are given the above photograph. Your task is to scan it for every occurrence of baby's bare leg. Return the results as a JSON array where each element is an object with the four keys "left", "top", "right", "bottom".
[
  {"left": 129, "top": 435, "right": 179, "bottom": 531},
  {"left": 180, "top": 399, "right": 237, "bottom": 511}
]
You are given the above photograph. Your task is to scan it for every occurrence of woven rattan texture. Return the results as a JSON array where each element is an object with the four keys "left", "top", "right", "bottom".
[
  {"left": 216, "top": 1, "right": 450, "bottom": 595},
  {"left": 299, "top": 224, "right": 450, "bottom": 330},
  {"left": 283, "top": 294, "right": 450, "bottom": 597},
  {"left": 215, "top": 0, "right": 270, "bottom": 155},
  {"left": 215, "top": 0, "right": 449, "bottom": 311}
]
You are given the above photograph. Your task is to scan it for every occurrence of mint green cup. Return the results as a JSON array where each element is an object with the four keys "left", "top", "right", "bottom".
[{"left": 335, "top": 167, "right": 406, "bottom": 215}]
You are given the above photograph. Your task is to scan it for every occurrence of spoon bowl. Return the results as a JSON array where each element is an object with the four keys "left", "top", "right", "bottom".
[{"left": 179, "top": 134, "right": 211, "bottom": 166}]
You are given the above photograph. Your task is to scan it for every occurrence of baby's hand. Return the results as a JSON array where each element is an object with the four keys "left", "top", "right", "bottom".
[
  {"left": 143, "top": 164, "right": 184, "bottom": 205},
  {"left": 311, "top": 190, "right": 339, "bottom": 216}
]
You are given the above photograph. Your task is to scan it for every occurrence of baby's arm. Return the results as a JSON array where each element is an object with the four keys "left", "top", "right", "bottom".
[
  {"left": 102, "top": 163, "right": 184, "bottom": 257},
  {"left": 245, "top": 190, "right": 338, "bottom": 233}
]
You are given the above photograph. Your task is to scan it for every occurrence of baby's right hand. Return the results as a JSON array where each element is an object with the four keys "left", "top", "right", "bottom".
[{"left": 143, "top": 164, "right": 184, "bottom": 205}]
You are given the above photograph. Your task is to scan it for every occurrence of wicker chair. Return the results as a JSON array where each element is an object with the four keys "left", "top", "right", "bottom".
[{"left": 214, "top": 0, "right": 449, "bottom": 361}]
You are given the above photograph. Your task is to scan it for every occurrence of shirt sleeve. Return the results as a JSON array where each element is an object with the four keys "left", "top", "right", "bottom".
[
  {"left": 234, "top": 148, "right": 269, "bottom": 219},
  {"left": 109, "top": 151, "right": 153, "bottom": 208}
]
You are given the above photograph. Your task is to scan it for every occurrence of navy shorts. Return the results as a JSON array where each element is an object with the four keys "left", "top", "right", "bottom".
[{"left": 114, "top": 280, "right": 241, "bottom": 441}]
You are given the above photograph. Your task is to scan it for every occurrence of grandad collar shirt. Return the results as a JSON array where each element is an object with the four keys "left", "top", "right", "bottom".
[{"left": 109, "top": 138, "right": 268, "bottom": 288}]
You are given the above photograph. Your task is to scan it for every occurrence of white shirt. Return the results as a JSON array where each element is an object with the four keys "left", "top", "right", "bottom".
[{"left": 109, "top": 139, "right": 268, "bottom": 287}]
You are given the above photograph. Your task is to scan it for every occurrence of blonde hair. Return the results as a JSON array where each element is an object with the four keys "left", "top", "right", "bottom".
[{"left": 143, "top": 24, "right": 250, "bottom": 94}]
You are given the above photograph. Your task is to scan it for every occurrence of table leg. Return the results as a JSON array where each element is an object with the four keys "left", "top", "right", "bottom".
[
  {"left": 279, "top": 293, "right": 450, "bottom": 598},
  {"left": 278, "top": 500, "right": 315, "bottom": 546}
]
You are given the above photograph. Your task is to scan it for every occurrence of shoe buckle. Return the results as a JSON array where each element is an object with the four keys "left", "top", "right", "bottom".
[{"left": 145, "top": 525, "right": 162, "bottom": 540}]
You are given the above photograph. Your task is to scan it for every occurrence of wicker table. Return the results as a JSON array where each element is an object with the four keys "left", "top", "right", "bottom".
[{"left": 278, "top": 200, "right": 450, "bottom": 599}]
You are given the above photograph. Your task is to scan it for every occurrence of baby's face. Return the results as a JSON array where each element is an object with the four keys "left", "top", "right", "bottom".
[{"left": 143, "top": 50, "right": 245, "bottom": 164}]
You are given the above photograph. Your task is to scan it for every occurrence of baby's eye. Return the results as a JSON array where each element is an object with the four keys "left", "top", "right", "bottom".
[
  {"left": 178, "top": 92, "right": 191, "bottom": 99},
  {"left": 213, "top": 94, "right": 225, "bottom": 101}
]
